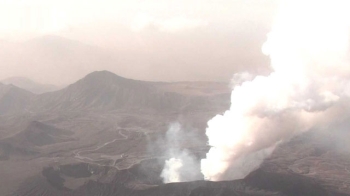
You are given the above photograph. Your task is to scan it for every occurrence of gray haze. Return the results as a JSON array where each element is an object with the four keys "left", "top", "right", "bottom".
[{"left": 0, "top": 0, "right": 279, "bottom": 85}]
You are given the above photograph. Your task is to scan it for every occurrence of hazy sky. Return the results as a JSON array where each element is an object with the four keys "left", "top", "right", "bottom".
[{"left": 0, "top": 0, "right": 279, "bottom": 85}]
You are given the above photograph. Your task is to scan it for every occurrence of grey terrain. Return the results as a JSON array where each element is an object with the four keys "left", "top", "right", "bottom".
[{"left": 0, "top": 70, "right": 349, "bottom": 196}]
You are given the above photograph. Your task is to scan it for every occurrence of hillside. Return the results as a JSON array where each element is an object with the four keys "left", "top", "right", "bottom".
[
  {"left": 0, "top": 121, "right": 74, "bottom": 160},
  {"left": 0, "top": 83, "right": 34, "bottom": 115},
  {"left": 9, "top": 121, "right": 74, "bottom": 147}
]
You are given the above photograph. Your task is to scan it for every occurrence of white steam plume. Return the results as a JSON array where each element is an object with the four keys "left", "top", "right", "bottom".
[
  {"left": 161, "top": 158, "right": 183, "bottom": 183},
  {"left": 160, "top": 123, "right": 203, "bottom": 183},
  {"left": 201, "top": 0, "right": 350, "bottom": 181}
]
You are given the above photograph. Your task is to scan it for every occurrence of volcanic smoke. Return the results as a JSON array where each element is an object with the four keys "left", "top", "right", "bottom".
[{"left": 162, "top": 0, "right": 350, "bottom": 182}]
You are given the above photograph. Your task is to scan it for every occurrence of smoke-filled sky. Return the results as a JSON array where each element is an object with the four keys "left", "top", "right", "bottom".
[{"left": 0, "top": 0, "right": 279, "bottom": 85}]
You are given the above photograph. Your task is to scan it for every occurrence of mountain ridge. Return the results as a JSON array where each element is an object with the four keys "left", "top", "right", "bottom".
[
  {"left": 0, "top": 83, "right": 34, "bottom": 115},
  {"left": 1, "top": 77, "right": 60, "bottom": 94},
  {"left": 0, "top": 70, "right": 230, "bottom": 115}
]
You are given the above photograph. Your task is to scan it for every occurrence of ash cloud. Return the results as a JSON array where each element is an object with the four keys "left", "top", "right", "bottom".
[
  {"left": 157, "top": 0, "right": 350, "bottom": 183},
  {"left": 200, "top": 0, "right": 350, "bottom": 181}
]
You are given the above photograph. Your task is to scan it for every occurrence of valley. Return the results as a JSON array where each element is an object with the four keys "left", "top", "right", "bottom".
[{"left": 0, "top": 71, "right": 349, "bottom": 196}]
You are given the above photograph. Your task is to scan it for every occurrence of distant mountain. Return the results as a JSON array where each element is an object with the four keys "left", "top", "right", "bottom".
[
  {"left": 0, "top": 70, "right": 230, "bottom": 115},
  {"left": 2, "top": 77, "right": 60, "bottom": 94},
  {"left": 0, "top": 83, "right": 34, "bottom": 115},
  {"left": 32, "top": 71, "right": 190, "bottom": 112}
]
